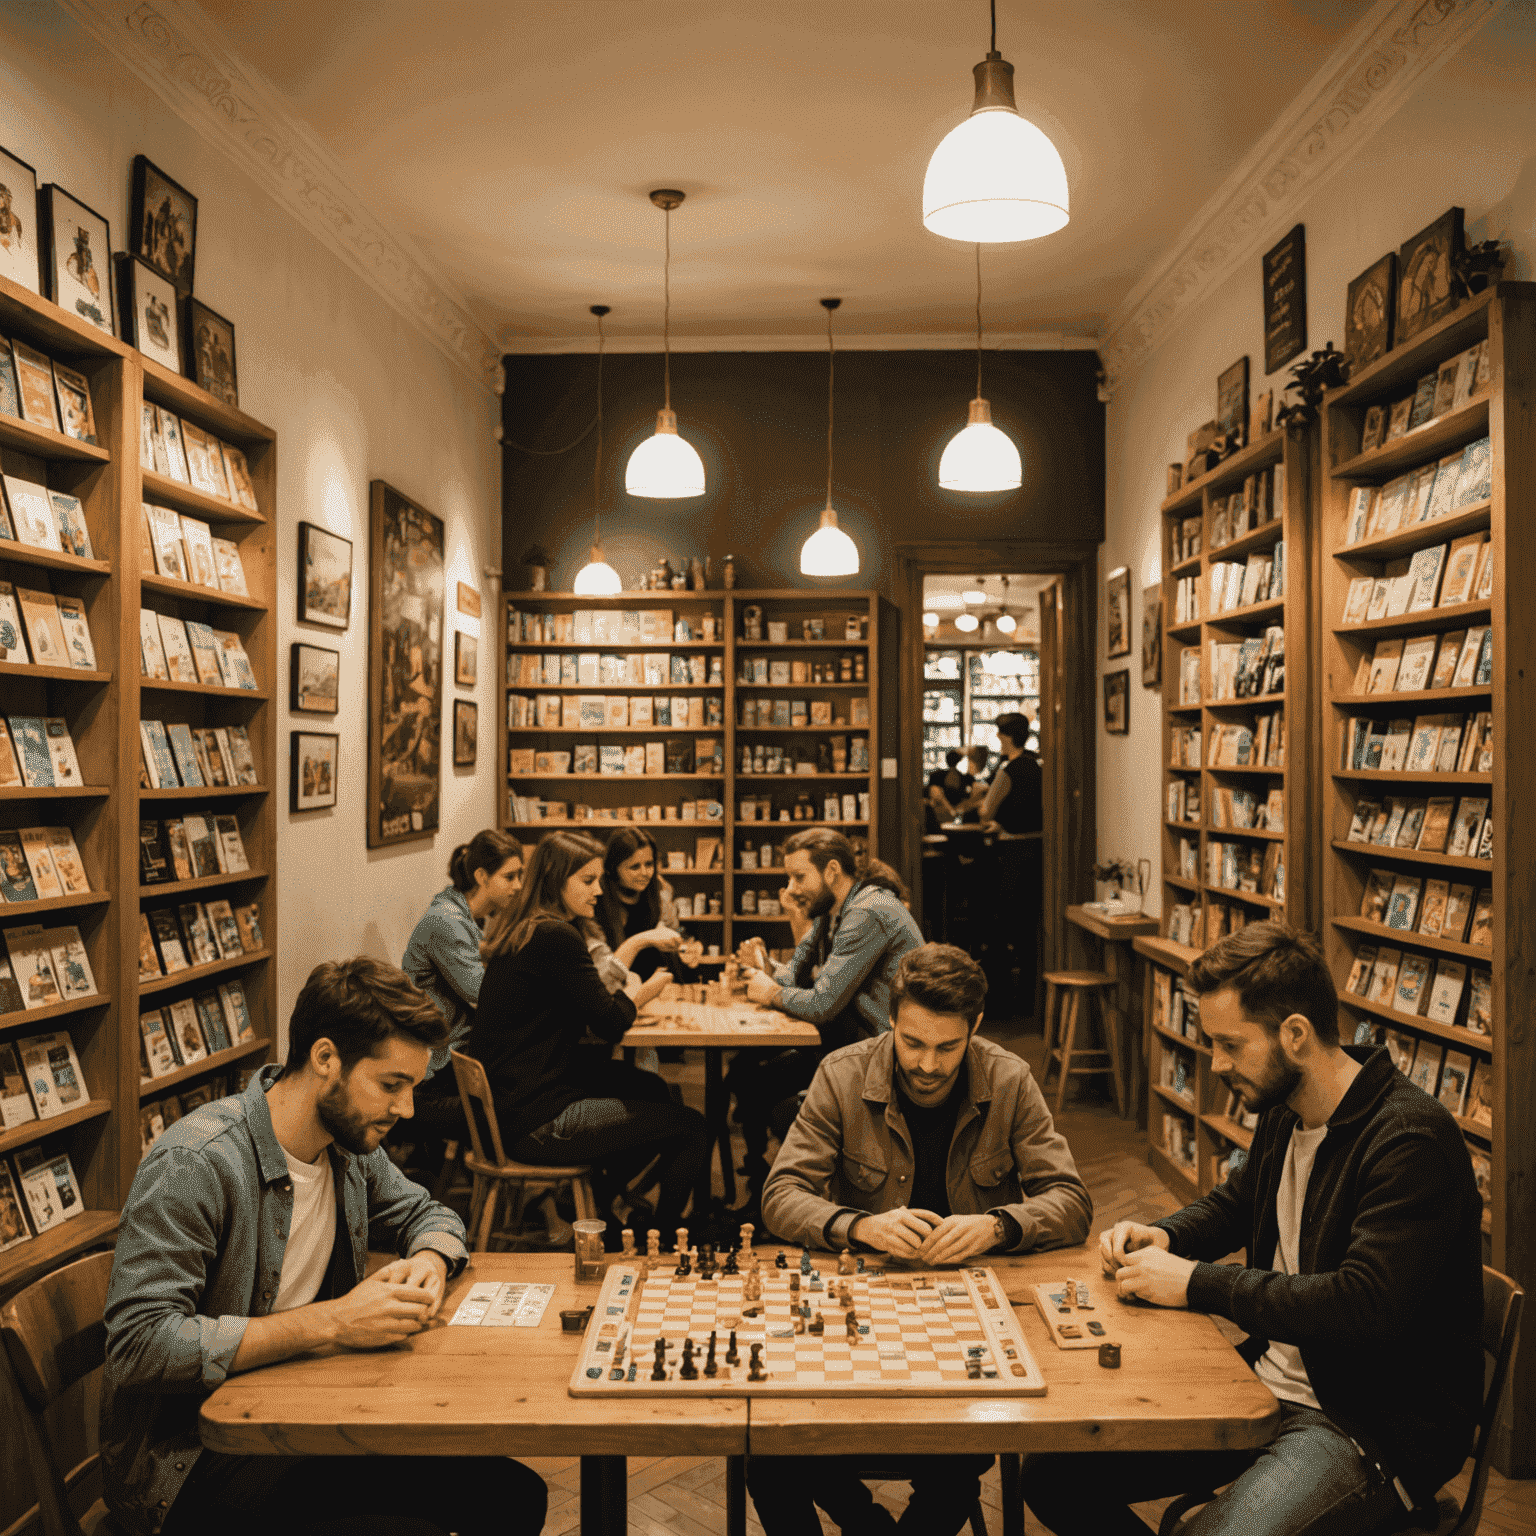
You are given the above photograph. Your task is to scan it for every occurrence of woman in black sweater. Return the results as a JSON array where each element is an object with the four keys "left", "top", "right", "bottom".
[{"left": 469, "top": 830, "right": 708, "bottom": 1234}]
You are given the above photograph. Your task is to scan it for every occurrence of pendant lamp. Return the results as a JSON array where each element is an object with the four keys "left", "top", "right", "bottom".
[
  {"left": 574, "top": 305, "right": 623, "bottom": 596},
  {"left": 922, "top": 0, "right": 1069, "bottom": 243},
  {"left": 800, "top": 298, "right": 860, "bottom": 578},
  {"left": 995, "top": 575, "right": 1018, "bottom": 632},
  {"left": 625, "top": 190, "right": 706, "bottom": 499},
  {"left": 939, "top": 245, "right": 1022, "bottom": 492}
]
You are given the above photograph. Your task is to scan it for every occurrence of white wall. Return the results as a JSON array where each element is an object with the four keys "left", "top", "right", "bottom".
[
  {"left": 0, "top": 5, "right": 502, "bottom": 1038},
  {"left": 1097, "top": 4, "right": 1536, "bottom": 919}
]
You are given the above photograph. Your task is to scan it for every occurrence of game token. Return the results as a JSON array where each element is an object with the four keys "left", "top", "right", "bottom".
[
  {"left": 838, "top": 1249, "right": 855, "bottom": 1275},
  {"left": 621, "top": 1228, "right": 635, "bottom": 1256},
  {"left": 749, "top": 1342, "right": 766, "bottom": 1381},
  {"left": 776, "top": 1251, "right": 788, "bottom": 1269},
  {"left": 1099, "top": 1343, "right": 1121, "bottom": 1369},
  {"left": 725, "top": 1329, "right": 740, "bottom": 1364}
]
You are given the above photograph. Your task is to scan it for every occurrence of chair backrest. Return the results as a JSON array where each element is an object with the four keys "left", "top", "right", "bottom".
[
  {"left": 1453, "top": 1265, "right": 1523, "bottom": 1536},
  {"left": 451, "top": 1049, "right": 509, "bottom": 1166},
  {"left": 1, "top": 1249, "right": 116, "bottom": 1536}
]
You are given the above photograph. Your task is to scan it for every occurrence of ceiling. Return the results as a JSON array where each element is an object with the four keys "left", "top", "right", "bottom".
[
  {"left": 923, "top": 573, "right": 1051, "bottom": 610},
  {"left": 196, "top": 0, "right": 1373, "bottom": 346}
]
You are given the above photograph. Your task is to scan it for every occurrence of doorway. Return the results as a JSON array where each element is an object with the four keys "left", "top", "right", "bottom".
[{"left": 896, "top": 541, "right": 1098, "bottom": 1017}]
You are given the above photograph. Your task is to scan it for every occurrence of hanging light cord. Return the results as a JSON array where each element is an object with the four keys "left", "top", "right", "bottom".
[
  {"left": 825, "top": 301, "right": 836, "bottom": 507},
  {"left": 990, "top": 0, "right": 997, "bottom": 53},
  {"left": 592, "top": 310, "right": 605, "bottom": 545},
  {"left": 974, "top": 242, "right": 984, "bottom": 401},
  {"left": 663, "top": 205, "right": 673, "bottom": 413}
]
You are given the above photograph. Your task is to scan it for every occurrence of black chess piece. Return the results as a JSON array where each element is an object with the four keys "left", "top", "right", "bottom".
[
  {"left": 775, "top": 1251, "right": 788, "bottom": 1269},
  {"left": 679, "top": 1338, "right": 698, "bottom": 1380},
  {"left": 704, "top": 1331, "right": 718, "bottom": 1377},
  {"left": 725, "top": 1329, "right": 740, "bottom": 1365},
  {"left": 675, "top": 1255, "right": 691, "bottom": 1277},
  {"left": 748, "top": 1342, "right": 766, "bottom": 1381},
  {"left": 652, "top": 1338, "right": 667, "bottom": 1381},
  {"left": 723, "top": 1248, "right": 739, "bottom": 1275}
]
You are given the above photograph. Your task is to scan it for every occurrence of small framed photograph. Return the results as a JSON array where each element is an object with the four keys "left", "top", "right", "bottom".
[
  {"left": 0, "top": 144, "right": 39, "bottom": 293},
  {"left": 1345, "top": 252, "right": 1396, "bottom": 375},
  {"left": 1104, "top": 669, "right": 1130, "bottom": 735},
  {"left": 1105, "top": 566, "right": 1131, "bottom": 658},
  {"left": 130, "top": 154, "right": 197, "bottom": 294},
  {"left": 1141, "top": 584, "right": 1162, "bottom": 687},
  {"left": 291, "top": 642, "right": 339, "bottom": 714},
  {"left": 455, "top": 630, "right": 477, "bottom": 687},
  {"left": 1216, "top": 356, "right": 1249, "bottom": 442},
  {"left": 185, "top": 297, "right": 238, "bottom": 407},
  {"left": 291, "top": 731, "right": 338, "bottom": 811},
  {"left": 299, "top": 521, "right": 353, "bottom": 629},
  {"left": 453, "top": 699, "right": 478, "bottom": 767},
  {"left": 456, "top": 581, "right": 481, "bottom": 618},
  {"left": 1397, "top": 207, "right": 1464, "bottom": 345},
  {"left": 115, "top": 252, "right": 180, "bottom": 372},
  {"left": 38, "top": 184, "right": 114, "bottom": 335}
]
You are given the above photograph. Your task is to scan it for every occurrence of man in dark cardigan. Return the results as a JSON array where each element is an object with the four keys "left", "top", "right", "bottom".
[{"left": 1022, "top": 920, "right": 1483, "bottom": 1536}]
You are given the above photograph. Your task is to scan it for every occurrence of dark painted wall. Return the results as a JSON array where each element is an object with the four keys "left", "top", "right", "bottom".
[{"left": 500, "top": 348, "right": 1104, "bottom": 597}]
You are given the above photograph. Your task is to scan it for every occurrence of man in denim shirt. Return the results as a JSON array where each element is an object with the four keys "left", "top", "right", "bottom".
[
  {"left": 728, "top": 829, "right": 924, "bottom": 1197},
  {"left": 102, "top": 957, "right": 547, "bottom": 1536}
]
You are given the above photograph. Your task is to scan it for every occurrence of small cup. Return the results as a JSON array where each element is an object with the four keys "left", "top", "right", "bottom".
[{"left": 573, "top": 1219, "right": 607, "bottom": 1283}]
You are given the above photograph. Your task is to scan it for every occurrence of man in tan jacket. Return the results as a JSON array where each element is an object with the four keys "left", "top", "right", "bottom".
[{"left": 752, "top": 943, "right": 1091, "bottom": 1534}]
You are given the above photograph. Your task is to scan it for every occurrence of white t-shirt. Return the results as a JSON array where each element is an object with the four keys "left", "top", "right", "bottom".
[
  {"left": 1254, "top": 1121, "right": 1328, "bottom": 1409},
  {"left": 272, "top": 1145, "right": 337, "bottom": 1312}
]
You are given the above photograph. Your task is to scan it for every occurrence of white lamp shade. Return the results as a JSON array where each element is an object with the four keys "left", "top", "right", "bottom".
[
  {"left": 924, "top": 108, "right": 1069, "bottom": 243},
  {"left": 800, "top": 506, "right": 860, "bottom": 577},
  {"left": 573, "top": 545, "right": 623, "bottom": 595},
  {"left": 954, "top": 611, "right": 980, "bottom": 632},
  {"left": 995, "top": 612, "right": 1018, "bottom": 633},
  {"left": 922, "top": 612, "right": 940, "bottom": 627},
  {"left": 625, "top": 407, "right": 706, "bottom": 498},
  {"left": 940, "top": 400, "right": 1023, "bottom": 492}
]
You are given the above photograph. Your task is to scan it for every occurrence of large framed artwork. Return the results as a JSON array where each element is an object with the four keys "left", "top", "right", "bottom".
[
  {"left": 367, "top": 480, "right": 444, "bottom": 847},
  {"left": 1397, "top": 207, "right": 1464, "bottom": 346}
]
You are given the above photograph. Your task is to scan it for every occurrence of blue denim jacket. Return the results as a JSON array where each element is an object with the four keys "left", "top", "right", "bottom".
[
  {"left": 101, "top": 1067, "right": 467, "bottom": 1536},
  {"left": 402, "top": 884, "right": 484, "bottom": 1075}
]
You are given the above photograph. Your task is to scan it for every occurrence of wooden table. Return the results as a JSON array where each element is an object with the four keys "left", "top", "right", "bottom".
[
  {"left": 1065, "top": 905, "right": 1159, "bottom": 1125},
  {"left": 623, "top": 988, "right": 820, "bottom": 1213},
  {"left": 200, "top": 1249, "right": 1277, "bottom": 1535}
]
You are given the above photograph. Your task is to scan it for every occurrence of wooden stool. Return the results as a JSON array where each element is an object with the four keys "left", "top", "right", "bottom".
[
  {"left": 1039, "top": 970, "right": 1124, "bottom": 1116},
  {"left": 451, "top": 1050, "right": 599, "bottom": 1251}
]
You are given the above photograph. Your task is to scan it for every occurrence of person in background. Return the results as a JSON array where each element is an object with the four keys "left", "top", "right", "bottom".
[
  {"left": 977, "top": 710, "right": 1043, "bottom": 1016},
  {"left": 594, "top": 828, "right": 689, "bottom": 981},
  {"left": 727, "top": 830, "right": 924, "bottom": 1204},
  {"left": 468, "top": 831, "right": 707, "bottom": 1236},
  {"left": 1021, "top": 921, "right": 1483, "bottom": 1536},
  {"left": 754, "top": 944, "right": 1091, "bottom": 1533},
  {"left": 102, "top": 957, "right": 548, "bottom": 1536},
  {"left": 952, "top": 742, "right": 993, "bottom": 821},
  {"left": 925, "top": 748, "right": 972, "bottom": 830}
]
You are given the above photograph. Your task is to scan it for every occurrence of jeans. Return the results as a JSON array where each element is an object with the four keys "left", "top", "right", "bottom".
[
  {"left": 508, "top": 1061, "right": 707, "bottom": 1232},
  {"left": 161, "top": 1448, "right": 547, "bottom": 1536},
  {"left": 724, "top": 1047, "right": 822, "bottom": 1168},
  {"left": 747, "top": 1453, "right": 994, "bottom": 1535},
  {"left": 1021, "top": 1400, "right": 1413, "bottom": 1536}
]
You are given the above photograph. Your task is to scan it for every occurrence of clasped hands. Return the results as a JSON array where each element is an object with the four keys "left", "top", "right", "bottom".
[
  {"left": 1099, "top": 1219, "right": 1197, "bottom": 1308},
  {"left": 850, "top": 1207, "right": 999, "bottom": 1266},
  {"left": 330, "top": 1251, "right": 449, "bottom": 1349}
]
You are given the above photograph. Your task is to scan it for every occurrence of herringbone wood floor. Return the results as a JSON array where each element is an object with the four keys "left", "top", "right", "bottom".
[{"left": 499, "top": 1022, "right": 1536, "bottom": 1534}]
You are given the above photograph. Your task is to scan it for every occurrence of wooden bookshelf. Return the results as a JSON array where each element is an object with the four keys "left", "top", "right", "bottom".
[
  {"left": 501, "top": 589, "right": 878, "bottom": 961},
  {"left": 1319, "top": 281, "right": 1535, "bottom": 1470},
  {"left": 0, "top": 269, "right": 277, "bottom": 1305}
]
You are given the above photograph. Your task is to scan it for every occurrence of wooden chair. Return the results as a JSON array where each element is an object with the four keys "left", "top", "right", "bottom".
[
  {"left": 450, "top": 1049, "right": 598, "bottom": 1251},
  {"left": 1157, "top": 1265, "right": 1522, "bottom": 1536},
  {"left": 1039, "top": 970, "right": 1123, "bottom": 1116},
  {"left": 845, "top": 1454, "right": 1021, "bottom": 1536},
  {"left": 0, "top": 1249, "right": 124, "bottom": 1536}
]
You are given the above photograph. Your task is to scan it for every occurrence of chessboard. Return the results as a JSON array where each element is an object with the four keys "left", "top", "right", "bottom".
[{"left": 569, "top": 1254, "right": 1046, "bottom": 1398}]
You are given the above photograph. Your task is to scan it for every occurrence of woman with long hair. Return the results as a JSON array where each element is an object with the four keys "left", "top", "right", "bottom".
[
  {"left": 592, "top": 828, "right": 695, "bottom": 980},
  {"left": 468, "top": 831, "right": 708, "bottom": 1236}
]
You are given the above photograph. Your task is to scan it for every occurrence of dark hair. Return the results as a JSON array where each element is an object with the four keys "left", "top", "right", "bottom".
[
  {"left": 283, "top": 956, "right": 448, "bottom": 1075},
  {"left": 965, "top": 742, "right": 990, "bottom": 763},
  {"left": 783, "top": 828, "right": 858, "bottom": 882},
  {"left": 481, "top": 830, "right": 604, "bottom": 960},
  {"left": 594, "top": 827, "right": 662, "bottom": 946},
  {"left": 1188, "top": 920, "right": 1339, "bottom": 1046},
  {"left": 994, "top": 712, "right": 1031, "bottom": 750},
  {"left": 944, "top": 749, "right": 962, "bottom": 769},
  {"left": 890, "top": 943, "right": 987, "bottom": 1026},
  {"left": 448, "top": 828, "right": 523, "bottom": 893},
  {"left": 859, "top": 856, "right": 910, "bottom": 905}
]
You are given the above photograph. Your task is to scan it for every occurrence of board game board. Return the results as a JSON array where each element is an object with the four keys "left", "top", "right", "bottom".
[
  {"left": 1032, "top": 1278, "right": 1115, "bottom": 1348},
  {"left": 569, "top": 1258, "right": 1046, "bottom": 1398}
]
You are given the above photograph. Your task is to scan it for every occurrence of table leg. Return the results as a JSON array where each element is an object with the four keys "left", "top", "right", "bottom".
[
  {"left": 580, "top": 1455, "right": 626, "bottom": 1535},
  {"left": 704, "top": 1045, "right": 735, "bottom": 1213},
  {"left": 1102, "top": 942, "right": 1133, "bottom": 1122},
  {"left": 726, "top": 1454, "right": 747, "bottom": 1536}
]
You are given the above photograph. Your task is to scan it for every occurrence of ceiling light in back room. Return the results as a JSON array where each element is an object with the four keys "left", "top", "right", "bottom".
[
  {"left": 573, "top": 305, "right": 623, "bottom": 596},
  {"left": 922, "top": 0, "right": 1069, "bottom": 244},
  {"left": 625, "top": 190, "right": 706, "bottom": 500},
  {"left": 954, "top": 612, "right": 980, "bottom": 632},
  {"left": 800, "top": 298, "right": 860, "bottom": 579}
]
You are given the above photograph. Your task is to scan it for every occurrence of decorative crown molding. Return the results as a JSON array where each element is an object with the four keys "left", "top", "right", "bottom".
[
  {"left": 499, "top": 330, "right": 1103, "bottom": 356},
  {"left": 59, "top": 0, "right": 503, "bottom": 393},
  {"left": 1100, "top": 0, "right": 1502, "bottom": 389}
]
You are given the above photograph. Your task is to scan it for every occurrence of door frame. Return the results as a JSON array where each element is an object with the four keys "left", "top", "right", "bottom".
[{"left": 895, "top": 540, "right": 1099, "bottom": 978}]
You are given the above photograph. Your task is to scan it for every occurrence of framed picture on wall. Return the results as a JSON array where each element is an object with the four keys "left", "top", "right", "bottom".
[
  {"left": 299, "top": 522, "right": 353, "bottom": 629},
  {"left": 367, "top": 480, "right": 444, "bottom": 847},
  {"left": 185, "top": 297, "right": 238, "bottom": 407},
  {"left": 291, "top": 731, "right": 338, "bottom": 812},
  {"left": 0, "top": 144, "right": 39, "bottom": 293},
  {"left": 1344, "top": 252, "right": 1396, "bottom": 374},
  {"left": 291, "top": 643, "right": 339, "bottom": 714},
  {"left": 1141, "top": 585, "right": 1162, "bottom": 687},
  {"left": 1104, "top": 669, "right": 1129, "bottom": 735},
  {"left": 115, "top": 252, "right": 181, "bottom": 373},
  {"left": 1215, "top": 356, "right": 1249, "bottom": 443},
  {"left": 38, "top": 184, "right": 114, "bottom": 335},
  {"left": 454, "top": 631, "right": 477, "bottom": 687},
  {"left": 456, "top": 581, "right": 481, "bottom": 618},
  {"left": 130, "top": 154, "right": 197, "bottom": 294},
  {"left": 1105, "top": 567, "right": 1131, "bottom": 657},
  {"left": 1397, "top": 207, "right": 1464, "bottom": 345},
  {"left": 453, "top": 699, "right": 478, "bottom": 767}
]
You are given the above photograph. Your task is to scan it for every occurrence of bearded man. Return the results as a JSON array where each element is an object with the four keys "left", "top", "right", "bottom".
[
  {"left": 102, "top": 956, "right": 547, "bottom": 1536},
  {"left": 1021, "top": 920, "right": 1483, "bottom": 1536}
]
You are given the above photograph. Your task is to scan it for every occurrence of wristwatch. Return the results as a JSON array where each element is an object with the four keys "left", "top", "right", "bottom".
[{"left": 991, "top": 1213, "right": 1007, "bottom": 1249}]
